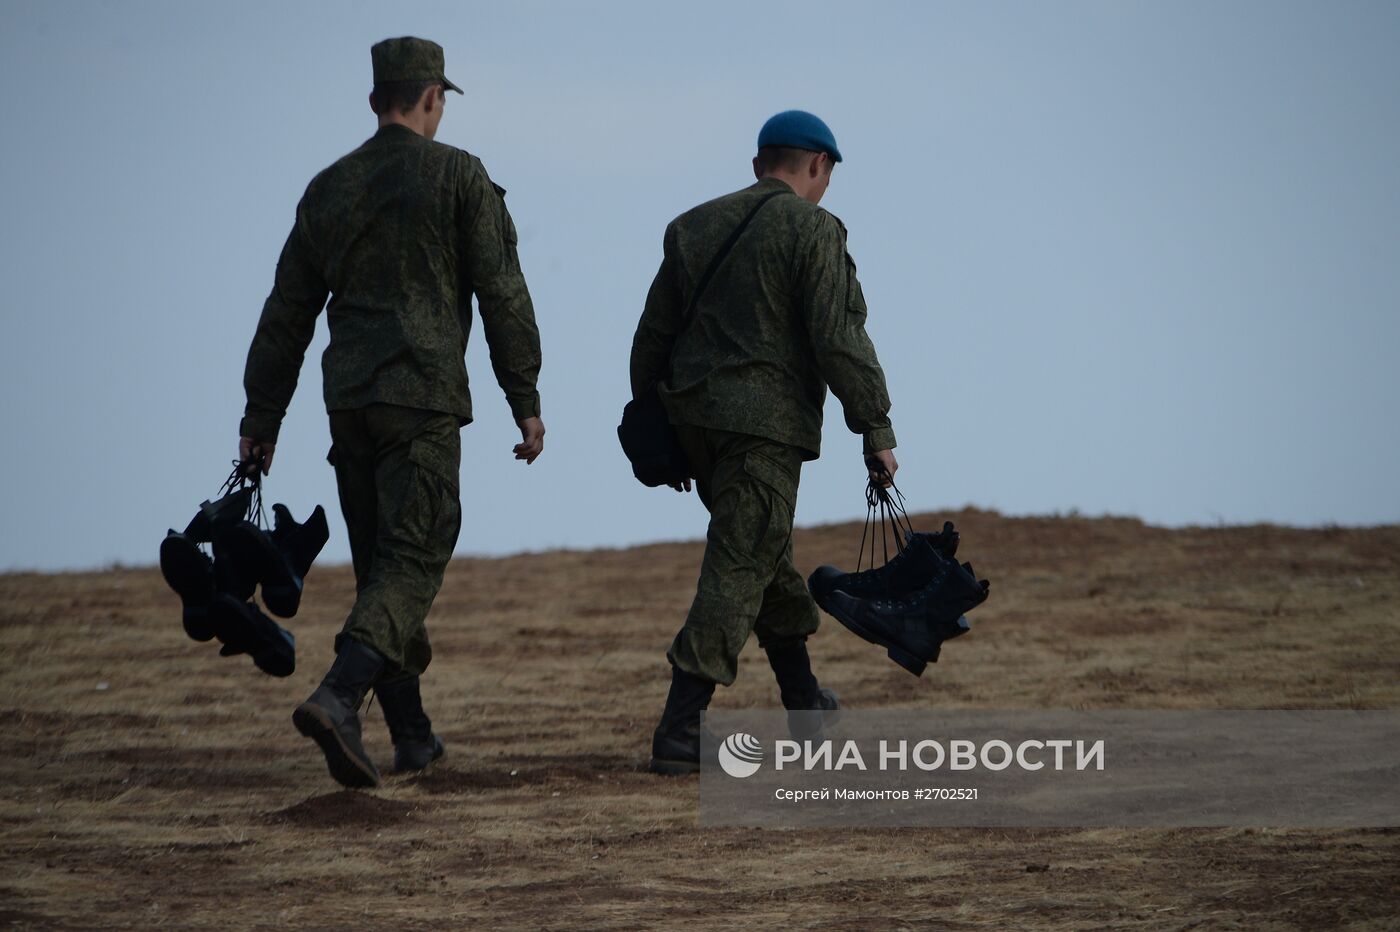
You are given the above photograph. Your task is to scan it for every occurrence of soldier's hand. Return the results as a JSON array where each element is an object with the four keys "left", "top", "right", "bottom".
[
  {"left": 866, "top": 449, "right": 898, "bottom": 488},
  {"left": 668, "top": 478, "right": 693, "bottom": 493},
  {"left": 239, "top": 436, "right": 276, "bottom": 476},
  {"left": 514, "top": 416, "right": 545, "bottom": 464}
]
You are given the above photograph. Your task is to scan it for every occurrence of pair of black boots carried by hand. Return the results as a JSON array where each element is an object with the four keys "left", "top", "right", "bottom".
[
  {"left": 159, "top": 461, "right": 328, "bottom": 678},
  {"left": 809, "top": 474, "right": 991, "bottom": 677}
]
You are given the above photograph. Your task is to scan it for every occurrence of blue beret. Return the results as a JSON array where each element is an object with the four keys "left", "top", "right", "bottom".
[{"left": 757, "top": 110, "right": 843, "bottom": 163}]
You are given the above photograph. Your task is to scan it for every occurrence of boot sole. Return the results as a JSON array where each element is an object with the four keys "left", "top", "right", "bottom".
[
  {"left": 160, "top": 535, "right": 215, "bottom": 641},
  {"left": 208, "top": 597, "right": 296, "bottom": 678},
  {"left": 825, "top": 600, "right": 928, "bottom": 676},
  {"left": 648, "top": 757, "right": 700, "bottom": 776},
  {"left": 292, "top": 702, "right": 380, "bottom": 788},
  {"left": 826, "top": 601, "right": 971, "bottom": 678}
]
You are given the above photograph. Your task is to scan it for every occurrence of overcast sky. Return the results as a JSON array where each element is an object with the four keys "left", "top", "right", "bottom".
[{"left": 2, "top": 0, "right": 1397, "bottom": 572}]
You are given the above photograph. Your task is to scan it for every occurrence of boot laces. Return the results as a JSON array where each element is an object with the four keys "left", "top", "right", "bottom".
[
  {"left": 857, "top": 474, "right": 914, "bottom": 579},
  {"left": 216, "top": 460, "right": 268, "bottom": 530}
]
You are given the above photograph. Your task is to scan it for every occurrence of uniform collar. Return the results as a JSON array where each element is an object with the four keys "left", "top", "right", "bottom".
[
  {"left": 754, "top": 176, "right": 796, "bottom": 195},
  {"left": 371, "top": 123, "right": 425, "bottom": 142}
]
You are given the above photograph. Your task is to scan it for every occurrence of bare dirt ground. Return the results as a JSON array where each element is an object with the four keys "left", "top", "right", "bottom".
[{"left": 2, "top": 510, "right": 1398, "bottom": 930}]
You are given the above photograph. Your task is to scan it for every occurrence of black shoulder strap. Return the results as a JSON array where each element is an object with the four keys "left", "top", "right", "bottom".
[
  {"left": 655, "top": 189, "right": 784, "bottom": 386},
  {"left": 682, "top": 189, "right": 785, "bottom": 321}
]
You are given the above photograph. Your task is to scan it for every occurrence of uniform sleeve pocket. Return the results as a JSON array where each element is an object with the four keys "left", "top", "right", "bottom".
[
  {"left": 845, "top": 253, "right": 868, "bottom": 316},
  {"left": 492, "top": 181, "right": 519, "bottom": 246}
]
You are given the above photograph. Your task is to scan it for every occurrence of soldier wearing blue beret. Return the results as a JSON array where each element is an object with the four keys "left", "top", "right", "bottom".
[
  {"left": 631, "top": 110, "right": 899, "bottom": 773},
  {"left": 757, "top": 109, "right": 845, "bottom": 163}
]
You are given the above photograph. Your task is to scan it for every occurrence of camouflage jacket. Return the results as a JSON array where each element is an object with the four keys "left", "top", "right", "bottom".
[
  {"left": 240, "top": 123, "right": 542, "bottom": 443},
  {"left": 629, "top": 177, "right": 895, "bottom": 460}
]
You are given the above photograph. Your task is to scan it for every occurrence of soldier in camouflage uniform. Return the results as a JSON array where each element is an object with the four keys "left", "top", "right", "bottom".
[
  {"left": 238, "top": 37, "right": 544, "bottom": 788},
  {"left": 630, "top": 110, "right": 898, "bottom": 774}
]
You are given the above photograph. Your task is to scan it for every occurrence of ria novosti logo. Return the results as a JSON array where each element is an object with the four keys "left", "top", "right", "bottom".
[
  {"left": 718, "top": 733, "right": 764, "bottom": 778},
  {"left": 715, "top": 733, "right": 1106, "bottom": 778}
]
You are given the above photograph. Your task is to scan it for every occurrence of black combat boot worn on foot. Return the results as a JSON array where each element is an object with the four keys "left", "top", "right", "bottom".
[
  {"left": 292, "top": 640, "right": 385, "bottom": 788},
  {"left": 375, "top": 675, "right": 446, "bottom": 773},
  {"left": 824, "top": 560, "right": 989, "bottom": 676},
  {"left": 765, "top": 641, "right": 842, "bottom": 740},
  {"left": 648, "top": 666, "right": 717, "bottom": 776}
]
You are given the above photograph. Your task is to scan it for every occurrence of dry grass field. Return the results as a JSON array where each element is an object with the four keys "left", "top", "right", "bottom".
[{"left": 2, "top": 509, "right": 1398, "bottom": 929}]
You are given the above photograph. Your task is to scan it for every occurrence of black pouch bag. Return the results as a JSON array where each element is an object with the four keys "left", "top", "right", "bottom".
[
  {"left": 618, "top": 189, "right": 783, "bottom": 488},
  {"left": 618, "top": 388, "right": 688, "bottom": 488}
]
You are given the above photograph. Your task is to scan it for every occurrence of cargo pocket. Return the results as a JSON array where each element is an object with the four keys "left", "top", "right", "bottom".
[
  {"left": 739, "top": 450, "right": 799, "bottom": 572},
  {"left": 407, "top": 436, "right": 460, "bottom": 493},
  {"left": 742, "top": 450, "right": 798, "bottom": 513},
  {"left": 406, "top": 434, "right": 463, "bottom": 554}
]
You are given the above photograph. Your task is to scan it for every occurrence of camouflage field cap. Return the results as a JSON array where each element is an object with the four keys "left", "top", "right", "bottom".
[{"left": 371, "top": 37, "right": 463, "bottom": 94}]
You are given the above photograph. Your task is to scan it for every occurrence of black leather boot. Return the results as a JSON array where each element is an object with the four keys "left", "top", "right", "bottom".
[
  {"left": 161, "top": 483, "right": 262, "bottom": 640},
  {"left": 263, "top": 504, "right": 329, "bottom": 617},
  {"left": 765, "top": 641, "right": 841, "bottom": 740},
  {"left": 208, "top": 594, "right": 296, "bottom": 677},
  {"left": 292, "top": 640, "right": 385, "bottom": 788},
  {"left": 375, "top": 675, "right": 445, "bottom": 773},
  {"left": 159, "top": 530, "right": 216, "bottom": 642},
  {"left": 823, "top": 559, "right": 988, "bottom": 676},
  {"left": 185, "top": 486, "right": 256, "bottom": 542},
  {"left": 808, "top": 521, "right": 960, "bottom": 604},
  {"left": 162, "top": 481, "right": 264, "bottom": 640},
  {"left": 648, "top": 666, "right": 716, "bottom": 776},
  {"left": 222, "top": 504, "right": 329, "bottom": 619},
  {"left": 212, "top": 532, "right": 256, "bottom": 601}
]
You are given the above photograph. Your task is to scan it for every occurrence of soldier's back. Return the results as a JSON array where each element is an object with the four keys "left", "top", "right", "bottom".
[
  {"left": 302, "top": 126, "right": 471, "bottom": 316},
  {"left": 662, "top": 178, "right": 845, "bottom": 458},
  {"left": 293, "top": 125, "right": 489, "bottom": 420}
]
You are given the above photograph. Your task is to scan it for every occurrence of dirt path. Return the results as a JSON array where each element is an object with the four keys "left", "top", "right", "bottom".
[{"left": 2, "top": 511, "right": 1398, "bottom": 929}]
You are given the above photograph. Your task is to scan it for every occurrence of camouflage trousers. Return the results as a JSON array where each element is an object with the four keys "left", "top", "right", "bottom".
[
  {"left": 667, "top": 426, "right": 821, "bottom": 686},
  {"left": 327, "top": 404, "right": 462, "bottom": 677}
]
